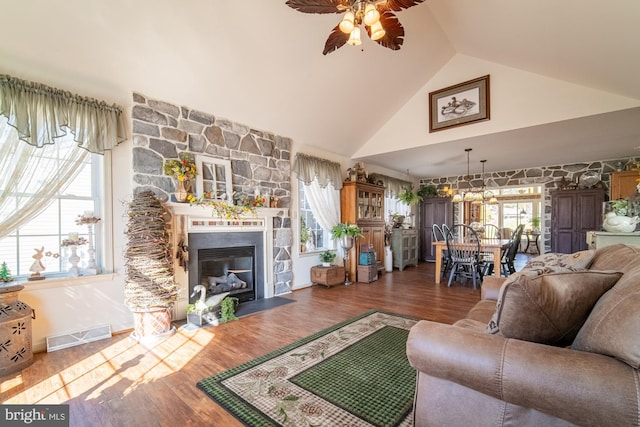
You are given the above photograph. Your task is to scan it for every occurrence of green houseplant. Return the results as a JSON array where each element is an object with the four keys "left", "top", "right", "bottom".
[
  {"left": 319, "top": 250, "right": 336, "bottom": 267},
  {"left": 331, "top": 223, "right": 364, "bottom": 240},
  {"left": 398, "top": 186, "right": 422, "bottom": 205},
  {"left": 0, "top": 262, "right": 13, "bottom": 283},
  {"left": 531, "top": 217, "right": 541, "bottom": 231}
]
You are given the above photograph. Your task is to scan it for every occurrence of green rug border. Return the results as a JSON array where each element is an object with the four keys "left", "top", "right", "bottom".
[{"left": 196, "top": 309, "right": 418, "bottom": 427}]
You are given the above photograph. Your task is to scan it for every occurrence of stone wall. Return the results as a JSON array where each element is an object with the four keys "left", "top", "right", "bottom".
[
  {"left": 130, "top": 92, "right": 293, "bottom": 294},
  {"left": 420, "top": 158, "right": 634, "bottom": 252}
]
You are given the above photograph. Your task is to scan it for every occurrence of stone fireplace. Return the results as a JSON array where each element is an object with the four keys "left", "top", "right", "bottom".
[{"left": 130, "top": 93, "right": 293, "bottom": 318}]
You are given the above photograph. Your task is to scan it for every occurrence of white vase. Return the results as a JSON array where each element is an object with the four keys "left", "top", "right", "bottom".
[{"left": 384, "top": 246, "right": 393, "bottom": 272}]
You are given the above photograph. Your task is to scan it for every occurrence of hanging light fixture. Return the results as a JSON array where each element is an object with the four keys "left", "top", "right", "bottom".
[{"left": 285, "top": 0, "right": 427, "bottom": 55}]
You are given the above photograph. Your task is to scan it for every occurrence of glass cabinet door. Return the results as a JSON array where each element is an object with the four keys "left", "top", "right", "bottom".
[{"left": 358, "top": 189, "right": 370, "bottom": 220}]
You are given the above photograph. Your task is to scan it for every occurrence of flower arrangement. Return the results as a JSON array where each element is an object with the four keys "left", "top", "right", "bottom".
[
  {"left": 189, "top": 192, "right": 256, "bottom": 220},
  {"left": 164, "top": 152, "right": 197, "bottom": 182}
]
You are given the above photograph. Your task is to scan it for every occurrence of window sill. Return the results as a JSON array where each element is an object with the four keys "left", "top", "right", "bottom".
[
  {"left": 300, "top": 249, "right": 329, "bottom": 258},
  {"left": 16, "top": 272, "right": 118, "bottom": 291}
]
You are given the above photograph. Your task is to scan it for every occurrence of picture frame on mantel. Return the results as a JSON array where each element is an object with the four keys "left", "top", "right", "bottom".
[{"left": 429, "top": 75, "right": 490, "bottom": 133}]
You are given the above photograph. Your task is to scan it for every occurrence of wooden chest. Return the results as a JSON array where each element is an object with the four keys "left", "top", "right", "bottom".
[
  {"left": 311, "top": 266, "right": 345, "bottom": 287},
  {"left": 357, "top": 265, "right": 378, "bottom": 283}
]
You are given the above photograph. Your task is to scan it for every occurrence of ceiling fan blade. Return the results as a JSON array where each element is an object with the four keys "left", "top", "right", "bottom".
[
  {"left": 285, "top": 0, "right": 347, "bottom": 14},
  {"left": 379, "top": 0, "right": 426, "bottom": 12},
  {"left": 323, "top": 24, "right": 350, "bottom": 55},
  {"left": 371, "top": 11, "right": 405, "bottom": 50}
]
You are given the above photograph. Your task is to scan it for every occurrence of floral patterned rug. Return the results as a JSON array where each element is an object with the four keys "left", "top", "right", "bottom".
[{"left": 197, "top": 310, "right": 418, "bottom": 427}]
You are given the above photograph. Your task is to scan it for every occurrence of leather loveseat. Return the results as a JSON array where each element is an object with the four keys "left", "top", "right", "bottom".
[{"left": 406, "top": 244, "right": 640, "bottom": 426}]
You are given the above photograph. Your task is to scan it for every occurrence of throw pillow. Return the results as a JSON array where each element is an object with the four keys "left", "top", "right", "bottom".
[
  {"left": 486, "top": 270, "right": 622, "bottom": 345},
  {"left": 522, "top": 250, "right": 596, "bottom": 275},
  {"left": 572, "top": 272, "right": 640, "bottom": 369}
]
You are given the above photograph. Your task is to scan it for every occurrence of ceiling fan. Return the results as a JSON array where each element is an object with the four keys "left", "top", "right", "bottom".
[{"left": 285, "top": 0, "right": 426, "bottom": 55}]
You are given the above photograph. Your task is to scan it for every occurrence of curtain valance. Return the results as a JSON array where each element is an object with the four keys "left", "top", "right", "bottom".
[
  {"left": 368, "top": 173, "right": 411, "bottom": 198},
  {"left": 293, "top": 153, "right": 343, "bottom": 190},
  {"left": 0, "top": 74, "right": 127, "bottom": 154}
]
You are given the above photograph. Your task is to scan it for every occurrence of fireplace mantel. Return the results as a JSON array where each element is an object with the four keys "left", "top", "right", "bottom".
[{"left": 165, "top": 202, "right": 289, "bottom": 320}]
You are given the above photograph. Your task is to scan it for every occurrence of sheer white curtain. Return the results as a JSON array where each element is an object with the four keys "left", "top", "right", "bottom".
[
  {"left": 0, "top": 74, "right": 126, "bottom": 239},
  {"left": 303, "top": 179, "right": 340, "bottom": 249},
  {"left": 293, "top": 153, "right": 343, "bottom": 252},
  {"left": 0, "top": 118, "right": 89, "bottom": 239}
]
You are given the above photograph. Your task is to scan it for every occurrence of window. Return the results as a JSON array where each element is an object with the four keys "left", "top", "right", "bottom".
[
  {"left": 0, "top": 135, "right": 103, "bottom": 278},
  {"left": 299, "top": 184, "right": 329, "bottom": 251}
]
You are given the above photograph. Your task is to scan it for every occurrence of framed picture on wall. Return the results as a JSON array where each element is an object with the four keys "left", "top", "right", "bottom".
[{"left": 429, "top": 75, "right": 490, "bottom": 132}]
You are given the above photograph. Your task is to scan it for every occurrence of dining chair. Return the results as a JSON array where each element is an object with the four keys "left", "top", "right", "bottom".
[
  {"left": 445, "top": 224, "right": 483, "bottom": 289},
  {"left": 432, "top": 224, "right": 451, "bottom": 278},
  {"left": 483, "top": 224, "right": 501, "bottom": 239},
  {"left": 501, "top": 224, "right": 525, "bottom": 276},
  {"left": 441, "top": 223, "right": 450, "bottom": 237}
]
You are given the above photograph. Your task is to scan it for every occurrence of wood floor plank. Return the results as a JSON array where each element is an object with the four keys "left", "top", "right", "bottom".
[{"left": 0, "top": 261, "right": 494, "bottom": 426}]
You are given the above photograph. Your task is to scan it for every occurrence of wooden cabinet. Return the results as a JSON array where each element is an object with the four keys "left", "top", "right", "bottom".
[
  {"left": 419, "top": 197, "right": 453, "bottom": 261},
  {"left": 611, "top": 171, "right": 640, "bottom": 200},
  {"left": 391, "top": 228, "right": 419, "bottom": 270},
  {"left": 551, "top": 189, "right": 604, "bottom": 253},
  {"left": 340, "top": 181, "right": 385, "bottom": 282}
]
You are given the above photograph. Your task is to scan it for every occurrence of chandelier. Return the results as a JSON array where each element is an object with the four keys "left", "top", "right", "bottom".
[
  {"left": 452, "top": 150, "right": 498, "bottom": 205},
  {"left": 285, "top": 0, "right": 426, "bottom": 55}
]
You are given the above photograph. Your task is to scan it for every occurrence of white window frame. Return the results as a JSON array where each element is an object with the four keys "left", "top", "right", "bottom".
[{"left": 195, "top": 155, "right": 233, "bottom": 200}]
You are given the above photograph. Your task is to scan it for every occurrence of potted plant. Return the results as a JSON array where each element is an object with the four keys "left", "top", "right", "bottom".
[
  {"left": 319, "top": 250, "right": 336, "bottom": 267},
  {"left": 390, "top": 212, "right": 405, "bottom": 228},
  {"left": 331, "top": 222, "right": 363, "bottom": 251},
  {"left": 0, "top": 262, "right": 12, "bottom": 283},
  {"left": 417, "top": 184, "right": 438, "bottom": 199},
  {"left": 531, "top": 217, "right": 541, "bottom": 232},
  {"left": 398, "top": 186, "right": 422, "bottom": 206},
  {"left": 124, "top": 191, "right": 178, "bottom": 343}
]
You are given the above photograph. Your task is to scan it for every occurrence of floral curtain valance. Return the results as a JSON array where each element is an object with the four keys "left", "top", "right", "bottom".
[
  {"left": 0, "top": 74, "right": 127, "bottom": 154},
  {"left": 368, "top": 173, "right": 411, "bottom": 198},
  {"left": 293, "top": 153, "right": 343, "bottom": 190}
]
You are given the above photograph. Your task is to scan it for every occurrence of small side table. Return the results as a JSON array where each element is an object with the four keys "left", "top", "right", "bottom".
[
  {"left": 310, "top": 266, "right": 346, "bottom": 288},
  {"left": 524, "top": 232, "right": 540, "bottom": 254}
]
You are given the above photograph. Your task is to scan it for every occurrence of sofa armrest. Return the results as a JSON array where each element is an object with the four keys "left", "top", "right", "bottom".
[
  {"left": 407, "top": 320, "right": 639, "bottom": 427},
  {"left": 480, "top": 276, "right": 504, "bottom": 300}
]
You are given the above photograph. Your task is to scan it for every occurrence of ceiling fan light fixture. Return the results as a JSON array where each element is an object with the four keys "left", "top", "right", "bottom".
[
  {"left": 339, "top": 11, "right": 355, "bottom": 34},
  {"left": 370, "top": 21, "right": 385, "bottom": 41},
  {"left": 347, "top": 27, "right": 362, "bottom": 46},
  {"left": 363, "top": 3, "right": 380, "bottom": 26}
]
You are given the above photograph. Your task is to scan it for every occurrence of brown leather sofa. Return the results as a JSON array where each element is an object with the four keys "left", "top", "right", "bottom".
[{"left": 406, "top": 244, "right": 640, "bottom": 427}]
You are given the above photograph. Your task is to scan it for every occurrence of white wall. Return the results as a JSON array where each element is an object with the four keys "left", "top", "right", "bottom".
[{"left": 355, "top": 54, "right": 640, "bottom": 158}]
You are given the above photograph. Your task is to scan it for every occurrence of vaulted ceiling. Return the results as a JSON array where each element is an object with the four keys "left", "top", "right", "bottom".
[{"left": 1, "top": 0, "right": 639, "bottom": 178}]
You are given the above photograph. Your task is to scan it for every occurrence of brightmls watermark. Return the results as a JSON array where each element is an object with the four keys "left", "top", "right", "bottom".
[{"left": 1, "top": 405, "right": 69, "bottom": 426}]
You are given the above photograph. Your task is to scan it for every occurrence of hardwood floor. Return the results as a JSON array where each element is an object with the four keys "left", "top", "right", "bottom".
[{"left": 0, "top": 260, "right": 513, "bottom": 427}]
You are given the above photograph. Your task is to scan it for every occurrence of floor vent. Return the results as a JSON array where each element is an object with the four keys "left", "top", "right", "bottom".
[{"left": 46, "top": 324, "right": 112, "bottom": 352}]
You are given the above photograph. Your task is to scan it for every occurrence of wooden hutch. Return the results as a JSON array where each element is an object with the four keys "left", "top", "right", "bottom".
[{"left": 340, "top": 181, "right": 385, "bottom": 282}]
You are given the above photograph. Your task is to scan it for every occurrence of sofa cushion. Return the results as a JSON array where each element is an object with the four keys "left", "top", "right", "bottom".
[
  {"left": 522, "top": 250, "right": 596, "bottom": 275},
  {"left": 572, "top": 265, "right": 640, "bottom": 369},
  {"left": 486, "top": 270, "right": 622, "bottom": 345}
]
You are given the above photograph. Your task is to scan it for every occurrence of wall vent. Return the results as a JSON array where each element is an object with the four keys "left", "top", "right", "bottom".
[{"left": 46, "top": 324, "right": 112, "bottom": 352}]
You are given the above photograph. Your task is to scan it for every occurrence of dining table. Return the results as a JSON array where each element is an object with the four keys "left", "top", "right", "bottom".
[{"left": 432, "top": 238, "right": 512, "bottom": 284}]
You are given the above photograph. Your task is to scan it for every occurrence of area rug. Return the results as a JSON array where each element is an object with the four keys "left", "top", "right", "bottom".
[{"left": 197, "top": 310, "right": 418, "bottom": 427}]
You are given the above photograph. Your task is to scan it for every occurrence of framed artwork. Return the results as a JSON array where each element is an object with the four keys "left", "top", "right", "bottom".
[
  {"left": 429, "top": 75, "right": 490, "bottom": 132},
  {"left": 195, "top": 155, "right": 233, "bottom": 201}
]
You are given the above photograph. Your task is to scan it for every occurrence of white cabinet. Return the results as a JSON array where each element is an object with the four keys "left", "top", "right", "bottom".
[{"left": 586, "top": 231, "right": 640, "bottom": 249}]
